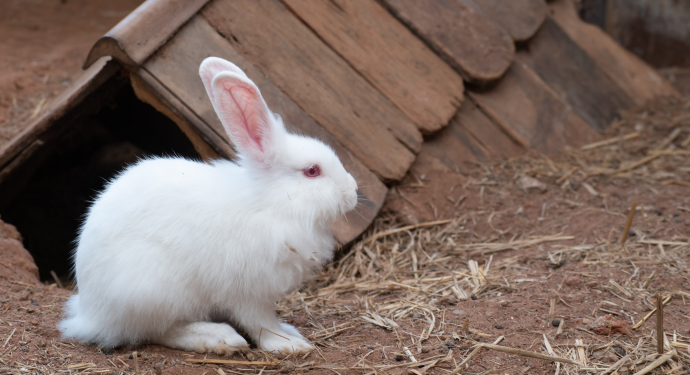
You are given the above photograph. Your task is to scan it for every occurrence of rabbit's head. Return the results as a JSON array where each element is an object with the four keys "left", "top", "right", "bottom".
[{"left": 200, "top": 57, "right": 358, "bottom": 223}]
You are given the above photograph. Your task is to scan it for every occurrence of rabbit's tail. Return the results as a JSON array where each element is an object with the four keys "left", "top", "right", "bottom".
[{"left": 59, "top": 294, "right": 104, "bottom": 345}]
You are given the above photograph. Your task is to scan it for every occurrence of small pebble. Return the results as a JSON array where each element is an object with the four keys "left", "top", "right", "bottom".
[
  {"left": 102, "top": 347, "right": 114, "bottom": 355},
  {"left": 552, "top": 319, "right": 561, "bottom": 327},
  {"left": 604, "top": 352, "right": 619, "bottom": 363},
  {"left": 493, "top": 324, "right": 504, "bottom": 329},
  {"left": 154, "top": 363, "right": 165, "bottom": 370},
  {"left": 564, "top": 276, "right": 581, "bottom": 287},
  {"left": 18, "top": 291, "right": 31, "bottom": 301},
  {"left": 613, "top": 346, "right": 625, "bottom": 356},
  {"left": 367, "top": 346, "right": 374, "bottom": 350},
  {"left": 452, "top": 309, "right": 467, "bottom": 318},
  {"left": 280, "top": 361, "right": 295, "bottom": 373}
]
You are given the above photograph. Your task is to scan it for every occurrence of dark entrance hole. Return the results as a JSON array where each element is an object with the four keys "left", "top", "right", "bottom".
[{"left": 0, "top": 82, "right": 201, "bottom": 282}]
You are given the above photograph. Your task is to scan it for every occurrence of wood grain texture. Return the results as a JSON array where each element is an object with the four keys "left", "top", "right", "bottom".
[
  {"left": 455, "top": 100, "right": 524, "bottom": 159},
  {"left": 517, "top": 17, "right": 635, "bottom": 132},
  {"left": 381, "top": 0, "right": 514, "bottom": 83},
  {"left": 0, "top": 57, "right": 119, "bottom": 171},
  {"left": 130, "top": 74, "right": 220, "bottom": 162},
  {"left": 462, "top": 0, "right": 547, "bottom": 42},
  {"left": 144, "top": 15, "right": 387, "bottom": 244},
  {"left": 132, "top": 67, "right": 237, "bottom": 160},
  {"left": 84, "top": 0, "right": 210, "bottom": 69},
  {"left": 202, "top": 0, "right": 420, "bottom": 182},
  {"left": 415, "top": 100, "right": 525, "bottom": 172},
  {"left": 470, "top": 61, "right": 601, "bottom": 155},
  {"left": 283, "top": 0, "right": 464, "bottom": 134},
  {"left": 548, "top": 0, "right": 680, "bottom": 106}
]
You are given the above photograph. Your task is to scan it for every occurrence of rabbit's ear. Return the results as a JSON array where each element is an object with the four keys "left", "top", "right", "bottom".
[
  {"left": 199, "top": 57, "right": 248, "bottom": 105},
  {"left": 211, "top": 71, "right": 274, "bottom": 164}
]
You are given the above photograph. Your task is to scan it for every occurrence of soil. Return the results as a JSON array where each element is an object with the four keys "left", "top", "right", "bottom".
[
  {"left": 0, "top": 0, "right": 143, "bottom": 146},
  {"left": 1, "top": 2, "right": 689, "bottom": 375},
  {"left": 0, "top": 124, "right": 689, "bottom": 374}
]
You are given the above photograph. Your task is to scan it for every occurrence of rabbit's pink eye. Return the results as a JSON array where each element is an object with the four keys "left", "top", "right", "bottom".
[{"left": 303, "top": 164, "right": 321, "bottom": 178}]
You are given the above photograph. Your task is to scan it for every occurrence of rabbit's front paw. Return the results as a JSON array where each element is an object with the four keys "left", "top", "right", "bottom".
[
  {"left": 154, "top": 322, "right": 249, "bottom": 356},
  {"left": 259, "top": 332, "right": 313, "bottom": 355}
]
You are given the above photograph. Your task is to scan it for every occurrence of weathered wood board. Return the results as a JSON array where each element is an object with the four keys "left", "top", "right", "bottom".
[
  {"left": 415, "top": 100, "right": 525, "bottom": 172},
  {"left": 470, "top": 61, "right": 601, "bottom": 155},
  {"left": 130, "top": 74, "right": 221, "bottom": 162},
  {"left": 143, "top": 15, "right": 387, "bottom": 244},
  {"left": 416, "top": 130, "right": 485, "bottom": 173},
  {"left": 548, "top": 0, "right": 680, "bottom": 106},
  {"left": 381, "top": 0, "right": 514, "bottom": 83},
  {"left": 462, "top": 0, "right": 546, "bottom": 42},
  {"left": 283, "top": 0, "right": 464, "bottom": 134},
  {"left": 455, "top": 100, "right": 524, "bottom": 159},
  {"left": 84, "top": 0, "right": 210, "bottom": 69},
  {"left": 517, "top": 17, "right": 635, "bottom": 132},
  {"left": 0, "top": 57, "right": 119, "bottom": 172},
  {"left": 201, "top": 0, "right": 421, "bottom": 182}
]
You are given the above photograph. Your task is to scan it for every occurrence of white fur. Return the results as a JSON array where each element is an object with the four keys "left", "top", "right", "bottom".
[{"left": 59, "top": 57, "right": 358, "bottom": 355}]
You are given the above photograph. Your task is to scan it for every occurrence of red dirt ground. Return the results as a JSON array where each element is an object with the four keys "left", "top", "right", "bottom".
[
  {"left": 0, "top": 0, "right": 143, "bottom": 146},
  {"left": 1, "top": 2, "right": 690, "bottom": 375},
  {"left": 1, "top": 159, "right": 689, "bottom": 374}
]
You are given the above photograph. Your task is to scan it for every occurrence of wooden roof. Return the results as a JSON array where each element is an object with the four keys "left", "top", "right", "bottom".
[{"left": 0, "top": 0, "right": 680, "bottom": 244}]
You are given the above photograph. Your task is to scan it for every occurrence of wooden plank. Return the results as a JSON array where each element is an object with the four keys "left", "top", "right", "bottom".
[
  {"left": 201, "top": 0, "right": 420, "bottom": 182},
  {"left": 130, "top": 68, "right": 236, "bottom": 160},
  {"left": 129, "top": 74, "right": 220, "bottom": 162},
  {"left": 516, "top": 17, "right": 635, "bottom": 132},
  {"left": 414, "top": 100, "right": 525, "bottom": 172},
  {"left": 417, "top": 124, "right": 486, "bottom": 172},
  {"left": 83, "top": 0, "right": 210, "bottom": 69},
  {"left": 282, "top": 0, "right": 464, "bottom": 134},
  {"left": 548, "top": 0, "right": 681, "bottom": 106},
  {"left": 143, "top": 15, "right": 387, "bottom": 244},
  {"left": 0, "top": 140, "right": 44, "bottom": 186},
  {"left": 381, "top": 0, "right": 514, "bottom": 83},
  {"left": 462, "top": 0, "right": 547, "bottom": 42},
  {"left": 455, "top": 99, "right": 525, "bottom": 159},
  {"left": 0, "top": 57, "right": 119, "bottom": 171},
  {"left": 470, "top": 61, "right": 601, "bottom": 155}
]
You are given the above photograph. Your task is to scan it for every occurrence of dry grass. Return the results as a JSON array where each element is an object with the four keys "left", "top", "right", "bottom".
[
  {"left": 268, "top": 97, "right": 690, "bottom": 374},
  {"left": 1, "top": 99, "right": 689, "bottom": 374}
]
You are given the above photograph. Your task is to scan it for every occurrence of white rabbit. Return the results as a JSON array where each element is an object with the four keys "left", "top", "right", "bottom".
[{"left": 59, "top": 57, "right": 359, "bottom": 355}]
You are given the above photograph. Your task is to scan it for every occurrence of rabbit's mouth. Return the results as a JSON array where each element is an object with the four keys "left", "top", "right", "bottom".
[{"left": 342, "top": 189, "right": 358, "bottom": 213}]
